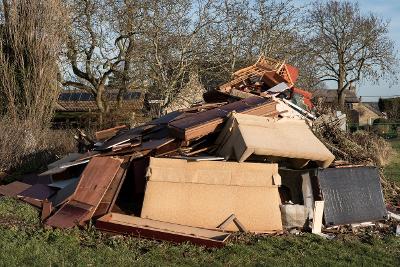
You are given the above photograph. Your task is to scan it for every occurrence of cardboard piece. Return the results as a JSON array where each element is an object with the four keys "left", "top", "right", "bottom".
[
  {"left": 318, "top": 167, "right": 388, "bottom": 226},
  {"left": 96, "top": 213, "right": 231, "bottom": 248},
  {"left": 216, "top": 113, "right": 335, "bottom": 168},
  {"left": 141, "top": 157, "right": 282, "bottom": 232}
]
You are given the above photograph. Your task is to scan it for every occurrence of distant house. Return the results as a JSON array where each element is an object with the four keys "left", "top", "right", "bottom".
[
  {"left": 56, "top": 89, "right": 144, "bottom": 112},
  {"left": 312, "top": 88, "right": 360, "bottom": 109},
  {"left": 54, "top": 89, "right": 144, "bottom": 127},
  {"left": 350, "top": 102, "right": 385, "bottom": 126}
]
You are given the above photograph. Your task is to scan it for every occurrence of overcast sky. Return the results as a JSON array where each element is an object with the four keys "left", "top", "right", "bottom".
[{"left": 295, "top": 0, "right": 400, "bottom": 101}]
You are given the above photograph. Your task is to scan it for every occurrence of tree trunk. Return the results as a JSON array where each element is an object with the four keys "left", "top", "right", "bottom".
[{"left": 96, "top": 85, "right": 106, "bottom": 126}]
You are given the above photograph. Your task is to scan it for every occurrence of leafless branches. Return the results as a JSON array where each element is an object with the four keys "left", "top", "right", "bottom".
[{"left": 304, "top": 0, "right": 398, "bottom": 107}]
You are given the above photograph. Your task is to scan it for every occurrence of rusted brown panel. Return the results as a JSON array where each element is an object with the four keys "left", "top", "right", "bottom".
[
  {"left": 45, "top": 202, "right": 92, "bottom": 228},
  {"left": 20, "top": 183, "right": 57, "bottom": 207},
  {"left": 0, "top": 181, "right": 31, "bottom": 197}
]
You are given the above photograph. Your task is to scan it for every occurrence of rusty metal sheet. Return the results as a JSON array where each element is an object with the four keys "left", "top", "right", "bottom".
[{"left": 96, "top": 213, "right": 230, "bottom": 248}]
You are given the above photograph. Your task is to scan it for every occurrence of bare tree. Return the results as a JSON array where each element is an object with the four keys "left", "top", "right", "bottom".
[
  {"left": 0, "top": 0, "right": 66, "bottom": 125},
  {"left": 304, "top": 0, "right": 398, "bottom": 107},
  {"left": 61, "top": 0, "right": 138, "bottom": 123},
  {"left": 130, "top": 0, "right": 217, "bottom": 113}
]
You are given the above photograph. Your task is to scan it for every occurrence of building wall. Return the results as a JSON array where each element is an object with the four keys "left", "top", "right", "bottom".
[{"left": 352, "top": 103, "right": 382, "bottom": 126}]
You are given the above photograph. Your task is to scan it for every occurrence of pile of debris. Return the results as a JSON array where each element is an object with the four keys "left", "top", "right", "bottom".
[{"left": 0, "top": 56, "right": 397, "bottom": 248}]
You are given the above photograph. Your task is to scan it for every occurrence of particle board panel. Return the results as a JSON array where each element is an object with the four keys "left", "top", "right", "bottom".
[
  {"left": 141, "top": 181, "right": 282, "bottom": 232},
  {"left": 147, "top": 157, "right": 277, "bottom": 186},
  {"left": 216, "top": 113, "right": 335, "bottom": 168},
  {"left": 318, "top": 167, "right": 387, "bottom": 226}
]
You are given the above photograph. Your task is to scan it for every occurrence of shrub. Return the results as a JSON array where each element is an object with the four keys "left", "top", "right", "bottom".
[{"left": 0, "top": 117, "right": 75, "bottom": 175}]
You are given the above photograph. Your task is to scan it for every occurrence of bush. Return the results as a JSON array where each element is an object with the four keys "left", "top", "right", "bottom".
[
  {"left": 313, "top": 116, "right": 393, "bottom": 167},
  {"left": 0, "top": 117, "right": 76, "bottom": 175}
]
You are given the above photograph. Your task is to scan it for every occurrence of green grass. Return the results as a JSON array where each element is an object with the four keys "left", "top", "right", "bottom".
[
  {"left": 0, "top": 197, "right": 400, "bottom": 266},
  {"left": 385, "top": 139, "right": 400, "bottom": 184}
]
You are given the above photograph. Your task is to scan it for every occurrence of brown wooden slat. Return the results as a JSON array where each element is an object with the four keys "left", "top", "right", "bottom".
[{"left": 93, "top": 157, "right": 131, "bottom": 217}]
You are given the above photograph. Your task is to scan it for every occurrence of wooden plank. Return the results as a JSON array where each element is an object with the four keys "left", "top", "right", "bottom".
[
  {"left": 73, "top": 157, "right": 123, "bottom": 207},
  {"left": 95, "top": 125, "right": 128, "bottom": 141},
  {"left": 96, "top": 213, "right": 231, "bottom": 248},
  {"left": 45, "top": 201, "right": 92, "bottom": 229},
  {"left": 93, "top": 157, "right": 130, "bottom": 217},
  {"left": 312, "top": 201, "right": 325, "bottom": 234},
  {"left": 168, "top": 97, "right": 277, "bottom": 141}
]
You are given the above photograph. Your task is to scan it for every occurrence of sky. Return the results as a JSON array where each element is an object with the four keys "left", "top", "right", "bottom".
[{"left": 295, "top": 0, "right": 400, "bottom": 102}]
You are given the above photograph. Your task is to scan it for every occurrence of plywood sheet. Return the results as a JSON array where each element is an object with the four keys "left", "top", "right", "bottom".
[
  {"left": 318, "top": 167, "right": 387, "bottom": 226},
  {"left": 216, "top": 113, "right": 335, "bottom": 168}
]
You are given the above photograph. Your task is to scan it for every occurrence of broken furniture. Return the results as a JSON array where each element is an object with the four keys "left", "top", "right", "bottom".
[{"left": 216, "top": 113, "right": 335, "bottom": 168}]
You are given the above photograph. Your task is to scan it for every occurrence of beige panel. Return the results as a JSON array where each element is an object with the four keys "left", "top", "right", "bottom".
[
  {"left": 141, "top": 180, "right": 282, "bottom": 232},
  {"left": 216, "top": 113, "right": 335, "bottom": 168},
  {"left": 147, "top": 157, "right": 278, "bottom": 187}
]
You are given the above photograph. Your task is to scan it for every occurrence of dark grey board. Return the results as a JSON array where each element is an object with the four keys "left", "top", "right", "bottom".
[{"left": 318, "top": 167, "right": 387, "bottom": 226}]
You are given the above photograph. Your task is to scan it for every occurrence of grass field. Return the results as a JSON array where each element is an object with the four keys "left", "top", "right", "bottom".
[
  {"left": 0, "top": 142, "right": 399, "bottom": 266},
  {"left": 385, "top": 139, "right": 400, "bottom": 184}
]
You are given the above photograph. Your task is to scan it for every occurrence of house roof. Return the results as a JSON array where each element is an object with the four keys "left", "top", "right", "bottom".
[
  {"left": 361, "top": 102, "right": 384, "bottom": 116},
  {"left": 56, "top": 90, "right": 144, "bottom": 112},
  {"left": 312, "top": 89, "right": 359, "bottom": 103}
]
